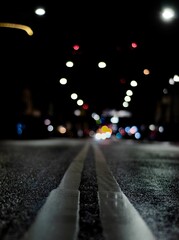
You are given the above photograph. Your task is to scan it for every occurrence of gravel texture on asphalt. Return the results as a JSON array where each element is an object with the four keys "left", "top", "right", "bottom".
[
  {"left": 0, "top": 144, "right": 84, "bottom": 240},
  {"left": 78, "top": 146, "right": 105, "bottom": 240}
]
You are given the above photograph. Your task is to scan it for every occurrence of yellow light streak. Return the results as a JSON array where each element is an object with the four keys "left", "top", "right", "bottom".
[{"left": 0, "top": 22, "right": 33, "bottom": 36}]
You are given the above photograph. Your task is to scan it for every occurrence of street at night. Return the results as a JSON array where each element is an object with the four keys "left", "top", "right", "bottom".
[
  {"left": 1, "top": 2, "right": 179, "bottom": 240},
  {"left": 0, "top": 138, "right": 179, "bottom": 240},
  {"left": 1, "top": 2, "right": 179, "bottom": 141}
]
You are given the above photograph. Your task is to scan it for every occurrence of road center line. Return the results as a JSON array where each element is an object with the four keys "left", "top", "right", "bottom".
[
  {"left": 21, "top": 142, "right": 90, "bottom": 240},
  {"left": 93, "top": 143, "right": 156, "bottom": 240}
]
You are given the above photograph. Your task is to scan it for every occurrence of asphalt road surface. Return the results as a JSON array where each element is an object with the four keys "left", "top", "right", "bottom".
[{"left": 0, "top": 138, "right": 179, "bottom": 240}]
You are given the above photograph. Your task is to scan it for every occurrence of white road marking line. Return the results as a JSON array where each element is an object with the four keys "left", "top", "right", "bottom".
[
  {"left": 21, "top": 143, "right": 90, "bottom": 240},
  {"left": 93, "top": 143, "right": 157, "bottom": 240}
]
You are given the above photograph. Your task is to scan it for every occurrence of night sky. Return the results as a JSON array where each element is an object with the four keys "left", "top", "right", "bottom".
[{"left": 1, "top": 0, "right": 179, "bottom": 137}]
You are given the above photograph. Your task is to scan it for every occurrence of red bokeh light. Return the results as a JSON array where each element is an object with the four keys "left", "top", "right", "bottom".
[
  {"left": 131, "top": 42, "right": 137, "bottom": 48},
  {"left": 82, "top": 104, "right": 89, "bottom": 110},
  {"left": 73, "top": 44, "right": 80, "bottom": 50}
]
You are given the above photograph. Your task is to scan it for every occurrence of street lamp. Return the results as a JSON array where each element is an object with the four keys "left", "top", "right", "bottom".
[{"left": 160, "top": 7, "right": 176, "bottom": 22}]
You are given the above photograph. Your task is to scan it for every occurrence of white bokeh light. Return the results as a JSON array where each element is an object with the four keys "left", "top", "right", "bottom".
[
  {"left": 66, "top": 61, "right": 74, "bottom": 67},
  {"left": 161, "top": 7, "right": 175, "bottom": 21},
  {"left": 59, "top": 78, "right": 67, "bottom": 85},
  {"left": 98, "top": 61, "right": 107, "bottom": 68},
  {"left": 35, "top": 8, "right": 46, "bottom": 16}
]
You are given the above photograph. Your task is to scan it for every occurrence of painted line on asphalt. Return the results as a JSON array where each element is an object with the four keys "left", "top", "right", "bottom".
[
  {"left": 21, "top": 142, "right": 90, "bottom": 240},
  {"left": 93, "top": 143, "right": 156, "bottom": 240}
]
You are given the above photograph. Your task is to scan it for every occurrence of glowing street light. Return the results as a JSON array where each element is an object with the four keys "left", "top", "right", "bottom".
[
  {"left": 160, "top": 7, "right": 176, "bottom": 22},
  {"left": 35, "top": 7, "right": 46, "bottom": 16}
]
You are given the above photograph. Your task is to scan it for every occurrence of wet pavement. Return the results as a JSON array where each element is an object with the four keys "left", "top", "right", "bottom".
[{"left": 0, "top": 138, "right": 179, "bottom": 240}]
